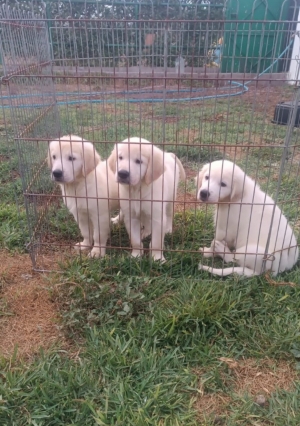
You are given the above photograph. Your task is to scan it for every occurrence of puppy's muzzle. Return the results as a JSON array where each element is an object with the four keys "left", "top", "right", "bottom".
[
  {"left": 118, "top": 169, "right": 130, "bottom": 183},
  {"left": 199, "top": 189, "right": 210, "bottom": 201},
  {"left": 52, "top": 169, "right": 63, "bottom": 181}
]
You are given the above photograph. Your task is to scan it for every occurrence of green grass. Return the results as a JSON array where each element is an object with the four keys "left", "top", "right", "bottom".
[
  {"left": 0, "top": 259, "right": 299, "bottom": 425},
  {"left": 53, "top": 257, "right": 300, "bottom": 359},
  {"left": 0, "top": 204, "right": 29, "bottom": 251},
  {"left": 0, "top": 88, "right": 300, "bottom": 425},
  {"left": 0, "top": 132, "right": 30, "bottom": 252}
]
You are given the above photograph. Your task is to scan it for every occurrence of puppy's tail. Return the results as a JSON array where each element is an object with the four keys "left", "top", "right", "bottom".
[
  {"left": 169, "top": 153, "right": 186, "bottom": 181},
  {"left": 199, "top": 264, "right": 259, "bottom": 277}
]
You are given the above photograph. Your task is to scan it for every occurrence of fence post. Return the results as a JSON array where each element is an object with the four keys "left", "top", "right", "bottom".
[{"left": 45, "top": 0, "right": 53, "bottom": 60}]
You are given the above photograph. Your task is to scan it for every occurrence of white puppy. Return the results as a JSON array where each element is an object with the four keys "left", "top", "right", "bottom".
[
  {"left": 108, "top": 137, "right": 186, "bottom": 262},
  {"left": 196, "top": 160, "right": 299, "bottom": 277},
  {"left": 48, "top": 135, "right": 119, "bottom": 257}
]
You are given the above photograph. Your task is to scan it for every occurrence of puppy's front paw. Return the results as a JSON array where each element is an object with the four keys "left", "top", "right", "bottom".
[
  {"left": 212, "top": 240, "right": 227, "bottom": 255},
  {"left": 152, "top": 254, "right": 166, "bottom": 263},
  {"left": 199, "top": 246, "right": 214, "bottom": 258},
  {"left": 88, "top": 247, "right": 106, "bottom": 258},
  {"left": 165, "top": 225, "right": 173, "bottom": 234},
  {"left": 141, "top": 225, "right": 151, "bottom": 239},
  {"left": 131, "top": 249, "right": 143, "bottom": 258},
  {"left": 74, "top": 241, "right": 92, "bottom": 252},
  {"left": 111, "top": 215, "right": 120, "bottom": 225},
  {"left": 165, "top": 218, "right": 173, "bottom": 234}
]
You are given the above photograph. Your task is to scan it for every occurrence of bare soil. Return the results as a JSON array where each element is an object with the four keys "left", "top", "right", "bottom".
[
  {"left": 0, "top": 251, "right": 65, "bottom": 359},
  {"left": 195, "top": 357, "right": 298, "bottom": 422}
]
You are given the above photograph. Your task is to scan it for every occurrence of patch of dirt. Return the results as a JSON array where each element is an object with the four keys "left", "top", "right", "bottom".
[
  {"left": 175, "top": 191, "right": 197, "bottom": 213},
  {"left": 290, "top": 144, "right": 300, "bottom": 164},
  {"left": 224, "top": 145, "right": 245, "bottom": 161},
  {"left": 0, "top": 155, "right": 10, "bottom": 162},
  {"left": 175, "top": 166, "right": 198, "bottom": 213},
  {"left": 195, "top": 357, "right": 298, "bottom": 422},
  {"left": 11, "top": 170, "right": 20, "bottom": 179},
  {"left": 243, "top": 85, "right": 294, "bottom": 118},
  {"left": 0, "top": 251, "right": 66, "bottom": 359},
  {"left": 202, "top": 112, "right": 227, "bottom": 123},
  {"left": 175, "top": 128, "right": 200, "bottom": 144},
  {"left": 223, "top": 357, "right": 297, "bottom": 395},
  {"left": 184, "top": 167, "right": 197, "bottom": 180},
  {"left": 196, "top": 392, "right": 231, "bottom": 420}
]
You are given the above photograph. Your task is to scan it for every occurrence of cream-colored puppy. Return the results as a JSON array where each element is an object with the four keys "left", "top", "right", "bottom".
[
  {"left": 108, "top": 137, "right": 186, "bottom": 262},
  {"left": 196, "top": 160, "right": 299, "bottom": 277},
  {"left": 48, "top": 135, "right": 119, "bottom": 257}
]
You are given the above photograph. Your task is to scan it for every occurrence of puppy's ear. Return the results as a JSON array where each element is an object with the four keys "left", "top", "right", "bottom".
[
  {"left": 47, "top": 142, "right": 53, "bottom": 168},
  {"left": 196, "top": 164, "right": 209, "bottom": 189},
  {"left": 108, "top": 145, "right": 117, "bottom": 174},
  {"left": 230, "top": 166, "right": 245, "bottom": 202},
  {"left": 47, "top": 150, "right": 51, "bottom": 168},
  {"left": 82, "top": 143, "right": 101, "bottom": 177},
  {"left": 144, "top": 145, "right": 165, "bottom": 185},
  {"left": 175, "top": 155, "right": 186, "bottom": 181}
]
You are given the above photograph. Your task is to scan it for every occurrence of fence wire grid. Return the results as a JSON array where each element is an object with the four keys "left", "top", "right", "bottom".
[{"left": 0, "top": 0, "right": 299, "bottom": 276}]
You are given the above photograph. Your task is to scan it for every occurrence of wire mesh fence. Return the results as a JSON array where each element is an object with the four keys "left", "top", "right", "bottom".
[{"left": 0, "top": 0, "right": 299, "bottom": 275}]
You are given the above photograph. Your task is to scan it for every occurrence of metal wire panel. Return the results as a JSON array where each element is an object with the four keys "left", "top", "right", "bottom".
[
  {"left": 0, "top": 0, "right": 299, "bottom": 274},
  {"left": 0, "top": 3, "right": 60, "bottom": 264}
]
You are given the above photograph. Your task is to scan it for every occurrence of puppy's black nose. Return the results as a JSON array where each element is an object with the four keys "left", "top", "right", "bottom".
[
  {"left": 200, "top": 189, "right": 210, "bottom": 201},
  {"left": 52, "top": 169, "right": 63, "bottom": 179},
  {"left": 118, "top": 170, "right": 130, "bottom": 180}
]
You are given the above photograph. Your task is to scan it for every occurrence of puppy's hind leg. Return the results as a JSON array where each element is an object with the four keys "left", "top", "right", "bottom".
[
  {"left": 233, "top": 245, "right": 277, "bottom": 276},
  {"left": 199, "top": 239, "right": 233, "bottom": 260},
  {"left": 199, "top": 264, "right": 258, "bottom": 277},
  {"left": 199, "top": 244, "right": 215, "bottom": 258},
  {"left": 165, "top": 201, "right": 174, "bottom": 234},
  {"left": 213, "top": 240, "right": 235, "bottom": 263}
]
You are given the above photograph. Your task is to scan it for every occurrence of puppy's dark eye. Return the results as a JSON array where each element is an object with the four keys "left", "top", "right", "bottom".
[
  {"left": 205, "top": 175, "right": 209, "bottom": 180},
  {"left": 119, "top": 155, "right": 123, "bottom": 160},
  {"left": 221, "top": 182, "right": 227, "bottom": 187},
  {"left": 52, "top": 155, "right": 56, "bottom": 160},
  {"left": 68, "top": 156, "right": 75, "bottom": 161},
  {"left": 135, "top": 159, "right": 142, "bottom": 165}
]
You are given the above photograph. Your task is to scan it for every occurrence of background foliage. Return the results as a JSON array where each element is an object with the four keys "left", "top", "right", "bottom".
[{"left": 1, "top": 0, "right": 225, "bottom": 67}]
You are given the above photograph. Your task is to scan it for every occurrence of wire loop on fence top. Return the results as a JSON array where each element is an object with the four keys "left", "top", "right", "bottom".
[{"left": 262, "top": 254, "right": 276, "bottom": 262}]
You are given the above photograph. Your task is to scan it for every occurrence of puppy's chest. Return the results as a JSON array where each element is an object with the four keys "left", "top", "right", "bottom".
[
  {"left": 124, "top": 199, "right": 149, "bottom": 219},
  {"left": 61, "top": 186, "right": 90, "bottom": 212},
  {"left": 121, "top": 188, "right": 150, "bottom": 219},
  {"left": 131, "top": 201, "right": 142, "bottom": 218},
  {"left": 216, "top": 204, "right": 253, "bottom": 243}
]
